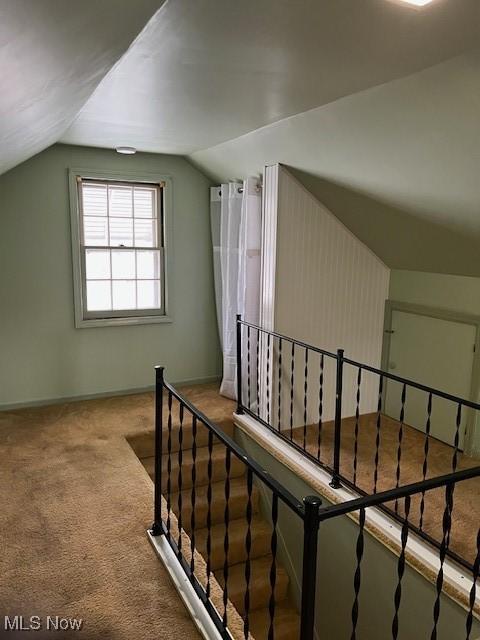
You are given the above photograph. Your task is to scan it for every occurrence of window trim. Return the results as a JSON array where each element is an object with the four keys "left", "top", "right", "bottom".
[{"left": 69, "top": 168, "right": 173, "bottom": 328}]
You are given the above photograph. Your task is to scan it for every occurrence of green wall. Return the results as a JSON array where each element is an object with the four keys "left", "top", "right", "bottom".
[
  {"left": 0, "top": 144, "right": 221, "bottom": 408},
  {"left": 390, "top": 270, "right": 480, "bottom": 316}
]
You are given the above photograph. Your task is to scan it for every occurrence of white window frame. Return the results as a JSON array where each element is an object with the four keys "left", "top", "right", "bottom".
[{"left": 69, "top": 168, "right": 173, "bottom": 328}]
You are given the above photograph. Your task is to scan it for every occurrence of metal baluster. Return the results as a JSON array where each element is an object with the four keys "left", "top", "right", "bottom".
[
  {"left": 277, "top": 337, "right": 282, "bottom": 432},
  {"left": 223, "top": 448, "right": 231, "bottom": 628},
  {"left": 466, "top": 529, "right": 480, "bottom": 640},
  {"left": 303, "top": 349, "right": 309, "bottom": 451},
  {"left": 430, "top": 483, "right": 455, "bottom": 640},
  {"left": 267, "top": 332, "right": 271, "bottom": 426},
  {"left": 394, "top": 384, "right": 407, "bottom": 514},
  {"left": 353, "top": 367, "right": 362, "bottom": 487},
  {"left": 243, "top": 469, "right": 253, "bottom": 639},
  {"left": 290, "top": 342, "right": 295, "bottom": 441},
  {"left": 419, "top": 393, "right": 433, "bottom": 531},
  {"left": 445, "top": 478, "right": 455, "bottom": 552},
  {"left": 152, "top": 366, "right": 164, "bottom": 536},
  {"left": 236, "top": 315, "right": 243, "bottom": 415},
  {"left": 330, "top": 349, "right": 344, "bottom": 489},
  {"left": 206, "top": 430, "right": 213, "bottom": 600},
  {"left": 166, "top": 391, "right": 173, "bottom": 538},
  {"left": 268, "top": 494, "right": 279, "bottom": 640},
  {"left": 392, "top": 495, "right": 411, "bottom": 639},
  {"left": 317, "top": 354, "right": 324, "bottom": 461},
  {"left": 452, "top": 403, "right": 462, "bottom": 473},
  {"left": 177, "top": 402, "right": 184, "bottom": 558},
  {"left": 247, "top": 326, "right": 251, "bottom": 410},
  {"left": 190, "top": 415, "right": 197, "bottom": 580},
  {"left": 373, "top": 375, "right": 384, "bottom": 494},
  {"left": 351, "top": 507, "right": 366, "bottom": 640},
  {"left": 256, "top": 328, "right": 260, "bottom": 418},
  {"left": 300, "top": 496, "right": 322, "bottom": 640}
]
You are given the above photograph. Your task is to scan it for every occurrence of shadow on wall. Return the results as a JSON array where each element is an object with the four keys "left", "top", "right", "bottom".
[{"left": 288, "top": 167, "right": 480, "bottom": 278}]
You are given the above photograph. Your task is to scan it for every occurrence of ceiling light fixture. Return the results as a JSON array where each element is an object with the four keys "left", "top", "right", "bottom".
[
  {"left": 115, "top": 146, "right": 137, "bottom": 155},
  {"left": 396, "top": 0, "right": 435, "bottom": 5}
]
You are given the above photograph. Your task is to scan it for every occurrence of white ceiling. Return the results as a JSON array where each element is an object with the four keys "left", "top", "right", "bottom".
[
  {"left": 61, "top": 0, "right": 479, "bottom": 155},
  {"left": 191, "top": 52, "right": 480, "bottom": 275},
  {"left": 0, "top": 0, "right": 163, "bottom": 175},
  {"left": 2, "top": 0, "right": 479, "bottom": 274}
]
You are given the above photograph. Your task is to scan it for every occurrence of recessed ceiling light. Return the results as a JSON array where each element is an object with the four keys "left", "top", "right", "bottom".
[
  {"left": 115, "top": 146, "right": 136, "bottom": 155},
  {"left": 397, "top": 0, "right": 434, "bottom": 5}
]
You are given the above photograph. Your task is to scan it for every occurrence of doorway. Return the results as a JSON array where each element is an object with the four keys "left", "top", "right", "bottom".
[{"left": 383, "top": 303, "right": 478, "bottom": 450}]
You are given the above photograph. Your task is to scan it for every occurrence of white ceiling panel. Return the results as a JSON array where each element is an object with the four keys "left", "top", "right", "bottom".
[
  {"left": 61, "top": 0, "right": 479, "bottom": 154},
  {"left": 0, "top": 0, "right": 164, "bottom": 175}
]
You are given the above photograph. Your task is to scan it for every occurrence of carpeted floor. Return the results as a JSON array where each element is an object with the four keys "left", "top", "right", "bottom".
[
  {"left": 0, "top": 384, "right": 478, "bottom": 640},
  {"left": 0, "top": 384, "right": 233, "bottom": 640},
  {"left": 289, "top": 413, "right": 480, "bottom": 566}
]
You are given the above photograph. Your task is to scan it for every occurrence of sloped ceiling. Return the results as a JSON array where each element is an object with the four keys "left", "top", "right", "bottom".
[
  {"left": 61, "top": 0, "right": 479, "bottom": 154},
  {"left": 190, "top": 51, "right": 480, "bottom": 276},
  {"left": 2, "top": 0, "right": 480, "bottom": 275},
  {"left": 0, "top": 0, "right": 163, "bottom": 175}
]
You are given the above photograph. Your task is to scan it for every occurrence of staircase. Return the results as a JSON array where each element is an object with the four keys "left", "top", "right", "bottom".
[{"left": 129, "top": 417, "right": 300, "bottom": 640}]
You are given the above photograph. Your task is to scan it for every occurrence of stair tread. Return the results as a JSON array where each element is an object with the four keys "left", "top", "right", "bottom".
[
  {"left": 142, "top": 444, "right": 246, "bottom": 488},
  {"left": 215, "top": 554, "right": 290, "bottom": 615},
  {"left": 128, "top": 418, "right": 235, "bottom": 458},
  {"left": 248, "top": 605, "right": 300, "bottom": 640},
  {"left": 131, "top": 422, "right": 300, "bottom": 636},
  {"left": 194, "top": 516, "right": 273, "bottom": 570},
  {"left": 169, "top": 477, "right": 259, "bottom": 528}
]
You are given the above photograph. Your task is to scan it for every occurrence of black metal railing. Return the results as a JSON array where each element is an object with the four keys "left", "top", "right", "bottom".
[
  {"left": 150, "top": 366, "right": 480, "bottom": 639},
  {"left": 314, "top": 466, "right": 480, "bottom": 640},
  {"left": 151, "top": 366, "right": 321, "bottom": 640},
  {"left": 235, "top": 316, "right": 480, "bottom": 572}
]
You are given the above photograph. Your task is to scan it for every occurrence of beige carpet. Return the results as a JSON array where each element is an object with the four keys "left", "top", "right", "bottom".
[
  {"left": 289, "top": 413, "right": 480, "bottom": 566},
  {"left": 1, "top": 384, "right": 477, "bottom": 640},
  {"left": 0, "top": 384, "right": 231, "bottom": 640}
]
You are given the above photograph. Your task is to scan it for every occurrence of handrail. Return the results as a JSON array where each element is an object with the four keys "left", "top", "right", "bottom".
[
  {"left": 152, "top": 360, "right": 480, "bottom": 639},
  {"left": 238, "top": 319, "right": 338, "bottom": 359},
  {"left": 164, "top": 379, "right": 305, "bottom": 518},
  {"left": 239, "top": 317, "right": 480, "bottom": 411},
  {"left": 235, "top": 316, "right": 480, "bottom": 572},
  {"left": 317, "top": 464, "right": 480, "bottom": 521},
  {"left": 343, "top": 356, "right": 480, "bottom": 411},
  {"left": 153, "top": 367, "right": 322, "bottom": 640}
]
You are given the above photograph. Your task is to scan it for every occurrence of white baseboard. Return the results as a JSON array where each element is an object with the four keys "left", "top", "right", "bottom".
[
  {"left": 147, "top": 531, "right": 224, "bottom": 640},
  {"left": 0, "top": 376, "right": 221, "bottom": 411}
]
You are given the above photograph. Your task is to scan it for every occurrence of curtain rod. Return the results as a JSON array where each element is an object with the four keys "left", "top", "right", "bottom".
[
  {"left": 237, "top": 184, "right": 262, "bottom": 194},
  {"left": 215, "top": 184, "right": 262, "bottom": 196}
]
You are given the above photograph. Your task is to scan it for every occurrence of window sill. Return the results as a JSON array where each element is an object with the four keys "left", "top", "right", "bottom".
[{"left": 75, "top": 315, "right": 173, "bottom": 329}]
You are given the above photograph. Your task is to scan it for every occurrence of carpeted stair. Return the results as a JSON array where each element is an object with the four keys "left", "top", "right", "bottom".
[{"left": 129, "top": 418, "right": 300, "bottom": 640}]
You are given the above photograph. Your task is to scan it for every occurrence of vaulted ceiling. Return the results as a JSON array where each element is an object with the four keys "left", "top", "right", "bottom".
[
  {"left": 0, "top": 0, "right": 164, "bottom": 175},
  {"left": 60, "top": 0, "right": 479, "bottom": 155},
  {"left": 1, "top": 0, "right": 479, "bottom": 274}
]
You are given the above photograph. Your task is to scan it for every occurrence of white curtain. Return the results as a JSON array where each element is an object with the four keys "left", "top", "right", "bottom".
[{"left": 210, "top": 178, "right": 262, "bottom": 400}]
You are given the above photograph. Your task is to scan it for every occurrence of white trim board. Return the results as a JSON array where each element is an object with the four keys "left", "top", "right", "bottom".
[{"left": 147, "top": 531, "right": 224, "bottom": 640}]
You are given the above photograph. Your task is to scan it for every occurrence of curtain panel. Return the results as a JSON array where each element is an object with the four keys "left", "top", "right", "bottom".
[{"left": 210, "top": 178, "right": 262, "bottom": 400}]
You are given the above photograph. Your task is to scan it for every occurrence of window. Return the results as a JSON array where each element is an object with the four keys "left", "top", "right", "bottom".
[{"left": 70, "top": 171, "right": 170, "bottom": 327}]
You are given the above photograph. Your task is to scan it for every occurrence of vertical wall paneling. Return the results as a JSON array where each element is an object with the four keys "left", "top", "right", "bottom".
[{"left": 267, "top": 165, "right": 390, "bottom": 429}]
